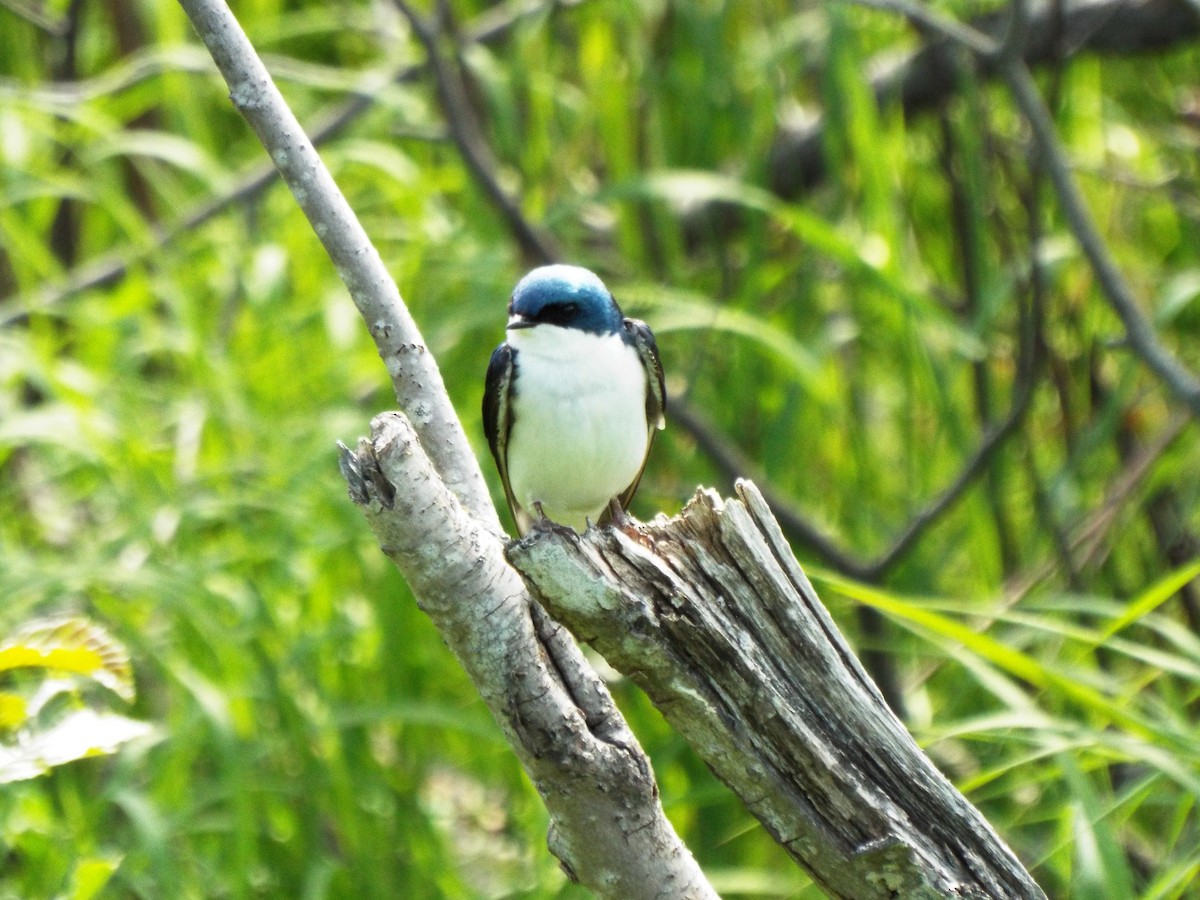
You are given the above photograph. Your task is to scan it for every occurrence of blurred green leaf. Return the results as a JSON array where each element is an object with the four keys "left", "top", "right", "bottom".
[
  {"left": 1099, "top": 558, "right": 1200, "bottom": 641},
  {"left": 68, "top": 856, "right": 122, "bottom": 900},
  {"left": 1062, "top": 753, "right": 1136, "bottom": 900}
]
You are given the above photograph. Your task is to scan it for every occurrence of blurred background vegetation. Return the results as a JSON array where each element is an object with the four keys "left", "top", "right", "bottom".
[{"left": 3, "top": 0, "right": 1200, "bottom": 896}]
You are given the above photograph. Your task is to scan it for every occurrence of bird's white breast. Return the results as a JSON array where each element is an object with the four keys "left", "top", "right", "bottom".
[{"left": 506, "top": 325, "right": 650, "bottom": 530}]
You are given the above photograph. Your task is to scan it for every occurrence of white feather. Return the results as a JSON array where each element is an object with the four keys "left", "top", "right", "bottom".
[{"left": 506, "top": 324, "right": 650, "bottom": 530}]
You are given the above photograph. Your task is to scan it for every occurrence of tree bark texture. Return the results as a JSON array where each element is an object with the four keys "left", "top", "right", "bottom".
[
  {"left": 509, "top": 481, "right": 1047, "bottom": 900},
  {"left": 339, "top": 414, "right": 717, "bottom": 898}
]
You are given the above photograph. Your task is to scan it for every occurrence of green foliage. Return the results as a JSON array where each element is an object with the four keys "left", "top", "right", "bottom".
[{"left": 2, "top": 0, "right": 1199, "bottom": 897}]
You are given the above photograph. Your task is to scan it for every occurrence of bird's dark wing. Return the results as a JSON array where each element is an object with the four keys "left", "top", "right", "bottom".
[
  {"left": 627, "top": 317, "right": 666, "bottom": 431},
  {"left": 482, "top": 343, "right": 527, "bottom": 534},
  {"left": 614, "top": 317, "right": 667, "bottom": 515}
]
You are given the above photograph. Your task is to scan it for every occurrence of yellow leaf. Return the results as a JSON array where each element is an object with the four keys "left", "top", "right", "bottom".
[
  {"left": 0, "top": 618, "right": 134, "bottom": 701},
  {"left": 0, "top": 692, "right": 27, "bottom": 729}
]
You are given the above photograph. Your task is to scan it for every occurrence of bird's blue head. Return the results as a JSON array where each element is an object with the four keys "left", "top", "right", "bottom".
[{"left": 507, "top": 264, "right": 623, "bottom": 336}]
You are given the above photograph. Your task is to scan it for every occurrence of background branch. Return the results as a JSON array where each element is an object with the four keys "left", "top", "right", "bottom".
[
  {"left": 13, "top": 0, "right": 1197, "bottom": 325},
  {"left": 770, "top": 0, "right": 1200, "bottom": 197},
  {"left": 392, "top": 0, "right": 560, "bottom": 266},
  {"left": 846, "top": 0, "right": 1200, "bottom": 418}
]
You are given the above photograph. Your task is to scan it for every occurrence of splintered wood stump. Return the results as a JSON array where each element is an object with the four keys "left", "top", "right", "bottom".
[{"left": 507, "top": 481, "right": 1046, "bottom": 900}]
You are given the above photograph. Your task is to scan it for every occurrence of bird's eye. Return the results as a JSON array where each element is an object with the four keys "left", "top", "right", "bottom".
[{"left": 539, "top": 303, "right": 578, "bottom": 324}]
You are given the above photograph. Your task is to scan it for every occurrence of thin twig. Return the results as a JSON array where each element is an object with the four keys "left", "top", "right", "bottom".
[
  {"left": 849, "top": 0, "right": 998, "bottom": 55},
  {"left": 992, "top": 0, "right": 1031, "bottom": 63},
  {"left": 874, "top": 190, "right": 1043, "bottom": 580},
  {"left": 940, "top": 103, "right": 1022, "bottom": 573},
  {"left": 1004, "top": 413, "right": 1191, "bottom": 603},
  {"left": 1002, "top": 63, "right": 1200, "bottom": 416},
  {"left": 673, "top": 322, "right": 1038, "bottom": 587},
  {"left": 770, "top": 0, "right": 1200, "bottom": 200},
  {"left": 0, "top": 0, "right": 70, "bottom": 35},
  {"left": 908, "top": 411, "right": 1191, "bottom": 695}
]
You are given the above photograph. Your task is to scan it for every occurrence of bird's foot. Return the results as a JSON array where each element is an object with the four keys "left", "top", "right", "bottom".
[
  {"left": 532, "top": 501, "right": 578, "bottom": 540},
  {"left": 607, "top": 499, "right": 642, "bottom": 536}
]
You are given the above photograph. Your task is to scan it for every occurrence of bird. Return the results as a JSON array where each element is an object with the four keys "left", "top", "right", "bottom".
[{"left": 483, "top": 264, "right": 666, "bottom": 536}]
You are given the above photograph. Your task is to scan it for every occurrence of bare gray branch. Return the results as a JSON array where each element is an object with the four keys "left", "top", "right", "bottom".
[{"left": 175, "top": 0, "right": 716, "bottom": 892}]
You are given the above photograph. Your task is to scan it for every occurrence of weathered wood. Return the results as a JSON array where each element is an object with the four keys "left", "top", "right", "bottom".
[
  {"left": 338, "top": 413, "right": 718, "bottom": 898},
  {"left": 508, "top": 481, "right": 1046, "bottom": 900}
]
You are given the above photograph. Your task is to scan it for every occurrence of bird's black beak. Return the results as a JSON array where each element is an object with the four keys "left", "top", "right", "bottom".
[{"left": 507, "top": 315, "right": 535, "bottom": 331}]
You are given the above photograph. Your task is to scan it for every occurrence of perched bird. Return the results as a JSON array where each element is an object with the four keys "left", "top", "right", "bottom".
[{"left": 483, "top": 264, "right": 666, "bottom": 536}]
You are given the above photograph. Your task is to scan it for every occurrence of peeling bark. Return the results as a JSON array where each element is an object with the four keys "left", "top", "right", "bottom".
[
  {"left": 509, "top": 482, "right": 1046, "bottom": 900},
  {"left": 338, "top": 414, "right": 716, "bottom": 898}
]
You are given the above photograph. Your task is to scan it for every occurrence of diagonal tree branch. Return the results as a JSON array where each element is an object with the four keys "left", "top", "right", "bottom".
[
  {"left": 1001, "top": 61, "right": 1200, "bottom": 416},
  {"left": 176, "top": 0, "right": 492, "bottom": 519},
  {"left": 174, "top": 0, "right": 715, "bottom": 894}
]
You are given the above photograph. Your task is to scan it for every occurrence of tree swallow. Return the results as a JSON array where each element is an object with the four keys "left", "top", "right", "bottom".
[{"left": 483, "top": 264, "right": 666, "bottom": 536}]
